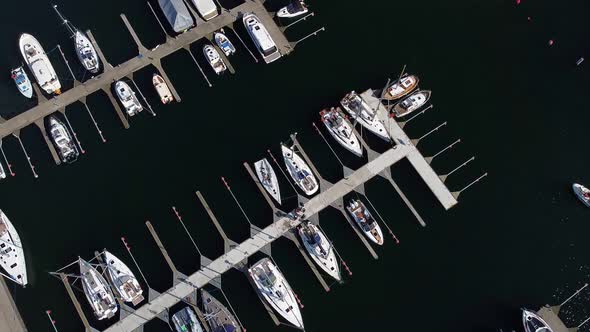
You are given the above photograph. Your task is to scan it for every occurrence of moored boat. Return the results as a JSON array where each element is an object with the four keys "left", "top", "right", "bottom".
[
  {"left": 172, "top": 307, "right": 203, "bottom": 332},
  {"left": 340, "top": 91, "right": 390, "bottom": 141},
  {"left": 320, "top": 107, "right": 363, "bottom": 157},
  {"left": 572, "top": 183, "right": 590, "bottom": 207},
  {"left": 522, "top": 309, "right": 553, "bottom": 332},
  {"left": 103, "top": 250, "right": 144, "bottom": 306},
  {"left": 383, "top": 74, "right": 419, "bottom": 100},
  {"left": 243, "top": 13, "right": 280, "bottom": 64},
  {"left": 281, "top": 144, "right": 318, "bottom": 196},
  {"left": 203, "top": 45, "right": 227, "bottom": 75},
  {"left": 298, "top": 222, "right": 341, "bottom": 281},
  {"left": 19, "top": 33, "right": 61, "bottom": 95},
  {"left": 152, "top": 74, "right": 174, "bottom": 104},
  {"left": 248, "top": 258, "right": 304, "bottom": 329},
  {"left": 277, "top": 0, "right": 309, "bottom": 18},
  {"left": 0, "top": 161, "right": 5, "bottom": 180},
  {"left": 392, "top": 90, "right": 431, "bottom": 118},
  {"left": 158, "top": 0, "right": 194, "bottom": 33},
  {"left": 214, "top": 31, "right": 236, "bottom": 56},
  {"left": 346, "top": 199, "right": 384, "bottom": 245},
  {"left": 191, "top": 0, "right": 218, "bottom": 21},
  {"left": 254, "top": 158, "right": 281, "bottom": 204},
  {"left": 115, "top": 81, "right": 143, "bottom": 116},
  {"left": 201, "top": 289, "right": 242, "bottom": 332},
  {"left": 11, "top": 67, "right": 33, "bottom": 98},
  {"left": 0, "top": 210, "right": 27, "bottom": 286},
  {"left": 79, "top": 258, "right": 118, "bottom": 320},
  {"left": 48, "top": 115, "right": 79, "bottom": 164}
]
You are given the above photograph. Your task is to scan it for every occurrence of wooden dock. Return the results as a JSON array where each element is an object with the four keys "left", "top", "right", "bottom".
[{"left": 0, "top": 278, "right": 27, "bottom": 332}]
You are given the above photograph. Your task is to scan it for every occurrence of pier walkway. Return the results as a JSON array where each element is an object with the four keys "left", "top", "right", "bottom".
[{"left": 0, "top": 278, "right": 27, "bottom": 332}]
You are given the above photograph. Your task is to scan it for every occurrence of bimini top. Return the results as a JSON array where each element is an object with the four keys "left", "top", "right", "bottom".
[{"left": 158, "top": 0, "right": 194, "bottom": 33}]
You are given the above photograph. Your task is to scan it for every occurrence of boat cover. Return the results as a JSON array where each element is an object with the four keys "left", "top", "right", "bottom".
[{"left": 158, "top": 0, "right": 194, "bottom": 33}]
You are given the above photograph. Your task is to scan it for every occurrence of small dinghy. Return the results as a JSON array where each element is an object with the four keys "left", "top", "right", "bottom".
[
  {"left": 346, "top": 199, "right": 384, "bottom": 245},
  {"left": 392, "top": 90, "right": 431, "bottom": 118},
  {"left": 281, "top": 144, "right": 319, "bottom": 196},
  {"left": 48, "top": 116, "right": 79, "bottom": 164},
  {"left": 201, "top": 289, "right": 242, "bottom": 332},
  {"left": 152, "top": 74, "right": 173, "bottom": 104},
  {"left": 0, "top": 210, "right": 27, "bottom": 286},
  {"left": 203, "top": 45, "right": 227, "bottom": 75},
  {"left": 172, "top": 307, "right": 203, "bottom": 332},
  {"left": 340, "top": 91, "right": 389, "bottom": 141},
  {"left": 572, "top": 183, "right": 590, "bottom": 207},
  {"left": 214, "top": 31, "right": 236, "bottom": 56},
  {"left": 298, "top": 222, "right": 341, "bottom": 281},
  {"left": 79, "top": 258, "right": 118, "bottom": 320},
  {"left": 115, "top": 81, "right": 143, "bottom": 116},
  {"left": 53, "top": 5, "right": 100, "bottom": 73},
  {"left": 320, "top": 107, "right": 363, "bottom": 157},
  {"left": 103, "top": 250, "right": 144, "bottom": 306},
  {"left": 277, "top": 0, "right": 309, "bottom": 18},
  {"left": 11, "top": 67, "right": 33, "bottom": 98},
  {"left": 254, "top": 158, "right": 281, "bottom": 204},
  {"left": 19, "top": 33, "right": 61, "bottom": 95},
  {"left": 384, "top": 74, "right": 419, "bottom": 100}
]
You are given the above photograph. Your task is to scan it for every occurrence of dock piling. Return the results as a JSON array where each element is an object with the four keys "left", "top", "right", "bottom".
[
  {"left": 45, "top": 310, "right": 59, "bottom": 332},
  {"left": 439, "top": 157, "right": 475, "bottom": 182},
  {"left": 0, "top": 140, "right": 15, "bottom": 176},
  {"left": 79, "top": 99, "right": 107, "bottom": 143},
  {"left": 145, "top": 221, "right": 180, "bottom": 280},
  {"left": 282, "top": 12, "right": 315, "bottom": 30},
  {"left": 425, "top": 139, "right": 460, "bottom": 164},
  {"left": 14, "top": 133, "right": 38, "bottom": 178},
  {"left": 290, "top": 27, "right": 325, "bottom": 49},
  {"left": 451, "top": 172, "right": 488, "bottom": 199}
]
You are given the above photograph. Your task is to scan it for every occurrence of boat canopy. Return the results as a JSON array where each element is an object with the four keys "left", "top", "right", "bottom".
[{"left": 158, "top": 0, "right": 194, "bottom": 33}]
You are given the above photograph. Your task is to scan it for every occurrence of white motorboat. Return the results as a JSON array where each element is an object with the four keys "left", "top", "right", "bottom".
[
  {"left": 392, "top": 90, "right": 431, "bottom": 118},
  {"left": 340, "top": 91, "right": 390, "bottom": 141},
  {"left": 320, "top": 107, "right": 363, "bottom": 157},
  {"left": 522, "top": 309, "right": 553, "bottom": 332},
  {"left": 191, "top": 0, "right": 218, "bottom": 21},
  {"left": 201, "top": 289, "right": 242, "bottom": 332},
  {"left": 48, "top": 116, "right": 79, "bottom": 164},
  {"left": 0, "top": 210, "right": 27, "bottom": 286},
  {"left": 79, "top": 258, "right": 118, "bottom": 320},
  {"left": 277, "top": 0, "right": 309, "bottom": 18},
  {"left": 172, "top": 307, "right": 203, "bottom": 332},
  {"left": 298, "top": 222, "right": 341, "bottom": 281},
  {"left": 203, "top": 45, "right": 227, "bottom": 75},
  {"left": 0, "top": 161, "right": 5, "bottom": 180},
  {"left": 214, "top": 31, "right": 236, "bottom": 56},
  {"left": 243, "top": 13, "right": 280, "bottom": 64},
  {"left": 384, "top": 74, "right": 419, "bottom": 100},
  {"left": 248, "top": 258, "right": 304, "bottom": 329},
  {"left": 254, "top": 158, "right": 282, "bottom": 204},
  {"left": 115, "top": 81, "right": 143, "bottom": 116},
  {"left": 103, "top": 250, "right": 144, "bottom": 306},
  {"left": 281, "top": 144, "right": 318, "bottom": 196},
  {"left": 346, "top": 199, "right": 384, "bottom": 245},
  {"left": 572, "top": 183, "right": 590, "bottom": 207},
  {"left": 152, "top": 74, "right": 174, "bottom": 104},
  {"left": 11, "top": 67, "right": 33, "bottom": 98},
  {"left": 19, "top": 33, "right": 61, "bottom": 95}
]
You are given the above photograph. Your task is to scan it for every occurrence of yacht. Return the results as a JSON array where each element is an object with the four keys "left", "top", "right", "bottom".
[
  {"left": 320, "top": 107, "right": 363, "bottom": 157},
  {"left": 254, "top": 158, "right": 282, "bottom": 204},
  {"left": 0, "top": 210, "right": 27, "bottom": 286},
  {"left": 115, "top": 81, "right": 143, "bottom": 116},
  {"left": 103, "top": 250, "right": 144, "bottom": 306},
  {"left": 158, "top": 0, "right": 194, "bottom": 33},
  {"left": 340, "top": 91, "right": 390, "bottom": 141},
  {"left": 172, "top": 307, "right": 203, "bottom": 332},
  {"left": 281, "top": 144, "right": 318, "bottom": 196},
  {"left": 346, "top": 199, "right": 384, "bottom": 245},
  {"left": 243, "top": 13, "right": 280, "bottom": 63},
  {"left": 201, "top": 289, "right": 242, "bottom": 332},
  {"left": 384, "top": 74, "right": 419, "bottom": 100},
  {"left": 277, "top": 0, "right": 309, "bottom": 18},
  {"left": 191, "top": 0, "right": 218, "bottom": 21},
  {"left": 203, "top": 45, "right": 227, "bottom": 75},
  {"left": 392, "top": 90, "right": 431, "bottom": 118},
  {"left": 152, "top": 74, "right": 174, "bottom": 104},
  {"left": 248, "top": 258, "right": 304, "bottom": 329},
  {"left": 19, "top": 33, "right": 61, "bottom": 95},
  {"left": 298, "top": 222, "right": 341, "bottom": 281},
  {"left": 572, "top": 183, "right": 590, "bottom": 207},
  {"left": 11, "top": 67, "right": 33, "bottom": 98},
  {"left": 48, "top": 116, "right": 79, "bottom": 164},
  {"left": 522, "top": 309, "right": 553, "bottom": 332},
  {"left": 214, "top": 31, "right": 236, "bottom": 56},
  {"left": 79, "top": 258, "right": 118, "bottom": 320}
]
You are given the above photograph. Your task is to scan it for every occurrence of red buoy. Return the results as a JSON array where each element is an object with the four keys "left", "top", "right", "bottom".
[{"left": 548, "top": 39, "right": 554, "bottom": 46}]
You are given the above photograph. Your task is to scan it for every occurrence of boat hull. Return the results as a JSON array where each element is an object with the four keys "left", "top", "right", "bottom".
[
  {"left": 75, "top": 31, "right": 100, "bottom": 73},
  {"left": 115, "top": 81, "right": 143, "bottom": 116},
  {"left": 281, "top": 145, "right": 318, "bottom": 196},
  {"left": 19, "top": 33, "right": 61, "bottom": 95},
  {"left": 522, "top": 309, "right": 553, "bottom": 332},
  {"left": 48, "top": 116, "right": 79, "bottom": 164},
  {"left": 254, "top": 158, "right": 282, "bottom": 204},
  {"left": 0, "top": 211, "right": 27, "bottom": 286},
  {"left": 203, "top": 45, "right": 227, "bottom": 75},
  {"left": 346, "top": 201, "right": 384, "bottom": 246},
  {"left": 214, "top": 32, "right": 236, "bottom": 56},
  {"left": 393, "top": 90, "right": 431, "bottom": 118},
  {"left": 11, "top": 67, "right": 33, "bottom": 98},
  {"left": 104, "top": 250, "right": 144, "bottom": 305},
  {"left": 152, "top": 74, "right": 174, "bottom": 104},
  {"left": 79, "top": 259, "right": 118, "bottom": 320},
  {"left": 298, "top": 223, "right": 341, "bottom": 281},
  {"left": 201, "top": 290, "right": 242, "bottom": 332},
  {"left": 572, "top": 183, "right": 590, "bottom": 207},
  {"left": 383, "top": 74, "right": 419, "bottom": 100}
]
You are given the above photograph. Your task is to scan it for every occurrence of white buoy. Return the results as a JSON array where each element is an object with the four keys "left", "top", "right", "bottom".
[{"left": 576, "top": 57, "right": 584, "bottom": 66}]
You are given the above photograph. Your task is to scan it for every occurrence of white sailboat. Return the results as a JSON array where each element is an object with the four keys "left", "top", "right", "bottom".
[
  {"left": 340, "top": 91, "right": 390, "bottom": 141},
  {"left": 152, "top": 74, "right": 174, "bottom": 104},
  {"left": 319, "top": 107, "right": 363, "bottom": 157},
  {"left": 572, "top": 183, "right": 590, "bottom": 207},
  {"left": 254, "top": 158, "right": 281, "bottom": 204},
  {"left": 115, "top": 81, "right": 143, "bottom": 116},
  {"left": 281, "top": 144, "right": 318, "bottom": 196},
  {"left": 298, "top": 222, "right": 341, "bottom": 281},
  {"left": 0, "top": 210, "right": 27, "bottom": 286},
  {"left": 103, "top": 250, "right": 144, "bottom": 305},
  {"left": 346, "top": 200, "right": 384, "bottom": 245},
  {"left": 19, "top": 33, "right": 61, "bottom": 95},
  {"left": 201, "top": 289, "right": 242, "bottom": 332},
  {"left": 249, "top": 258, "right": 304, "bottom": 329},
  {"left": 203, "top": 45, "right": 227, "bottom": 75},
  {"left": 79, "top": 258, "right": 118, "bottom": 320},
  {"left": 0, "top": 161, "right": 5, "bottom": 180},
  {"left": 52, "top": 5, "right": 100, "bottom": 73}
]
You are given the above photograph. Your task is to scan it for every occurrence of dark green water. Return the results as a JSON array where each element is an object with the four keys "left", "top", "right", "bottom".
[{"left": 1, "top": 0, "right": 589, "bottom": 331}]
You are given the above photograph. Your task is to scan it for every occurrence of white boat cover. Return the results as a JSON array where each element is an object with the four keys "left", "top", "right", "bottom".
[{"left": 158, "top": 0, "right": 194, "bottom": 33}]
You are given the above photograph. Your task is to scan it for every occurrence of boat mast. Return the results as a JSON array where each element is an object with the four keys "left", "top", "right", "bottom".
[{"left": 52, "top": 5, "right": 77, "bottom": 36}]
